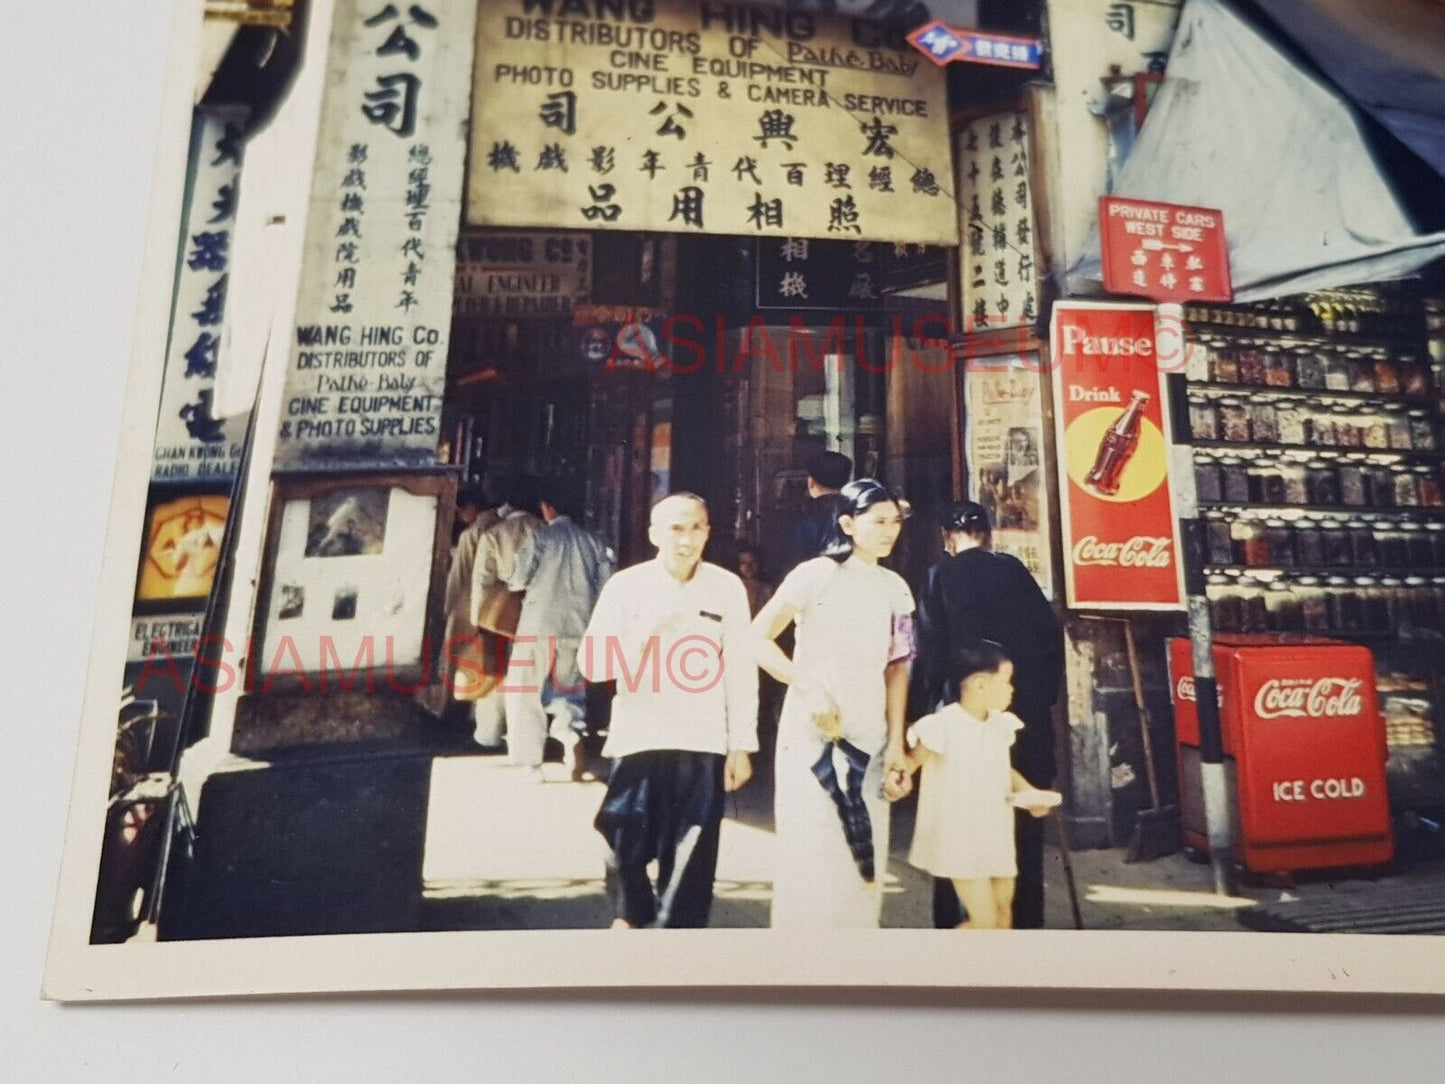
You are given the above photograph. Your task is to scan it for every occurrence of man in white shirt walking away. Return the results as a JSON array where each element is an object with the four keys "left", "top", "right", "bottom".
[{"left": 580, "top": 493, "right": 758, "bottom": 928}]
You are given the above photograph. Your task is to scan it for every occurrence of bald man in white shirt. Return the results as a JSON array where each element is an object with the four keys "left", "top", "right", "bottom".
[{"left": 581, "top": 493, "right": 758, "bottom": 928}]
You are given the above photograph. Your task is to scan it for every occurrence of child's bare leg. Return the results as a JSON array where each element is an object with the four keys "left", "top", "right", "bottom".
[
  {"left": 991, "top": 878, "right": 1016, "bottom": 930},
  {"left": 951, "top": 878, "right": 998, "bottom": 929}
]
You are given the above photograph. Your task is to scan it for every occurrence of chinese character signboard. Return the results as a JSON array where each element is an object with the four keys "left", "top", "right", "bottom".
[
  {"left": 468, "top": 0, "right": 956, "bottom": 245},
  {"left": 964, "top": 353, "right": 1054, "bottom": 598},
  {"left": 1049, "top": 302, "right": 1184, "bottom": 610},
  {"left": 958, "top": 111, "right": 1041, "bottom": 332},
  {"left": 755, "top": 237, "right": 947, "bottom": 308},
  {"left": 276, "top": 0, "right": 477, "bottom": 469},
  {"left": 756, "top": 237, "right": 884, "bottom": 310},
  {"left": 453, "top": 231, "right": 591, "bottom": 318},
  {"left": 907, "top": 20, "right": 1043, "bottom": 69},
  {"left": 1099, "top": 197, "right": 1232, "bottom": 302},
  {"left": 152, "top": 109, "right": 249, "bottom": 482}
]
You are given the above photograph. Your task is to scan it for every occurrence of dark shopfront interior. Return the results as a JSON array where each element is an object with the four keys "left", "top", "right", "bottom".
[
  {"left": 156, "top": 231, "right": 964, "bottom": 943},
  {"left": 441, "top": 229, "right": 960, "bottom": 587}
]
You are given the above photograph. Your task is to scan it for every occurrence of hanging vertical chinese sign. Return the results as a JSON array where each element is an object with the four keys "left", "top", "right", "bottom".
[
  {"left": 275, "top": 0, "right": 477, "bottom": 469},
  {"left": 152, "top": 109, "right": 250, "bottom": 482},
  {"left": 957, "top": 109, "right": 1041, "bottom": 333}
]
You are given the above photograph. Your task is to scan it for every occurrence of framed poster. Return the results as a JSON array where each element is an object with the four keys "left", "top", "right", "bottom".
[
  {"left": 250, "top": 471, "right": 454, "bottom": 690},
  {"left": 963, "top": 352, "right": 1054, "bottom": 598}
]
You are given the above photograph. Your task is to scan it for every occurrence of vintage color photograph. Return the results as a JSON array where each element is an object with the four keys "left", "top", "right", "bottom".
[{"left": 43, "top": 0, "right": 1445, "bottom": 1000}]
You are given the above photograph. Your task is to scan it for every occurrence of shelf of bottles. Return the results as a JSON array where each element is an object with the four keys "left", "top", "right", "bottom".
[{"left": 1182, "top": 289, "right": 1445, "bottom": 794}]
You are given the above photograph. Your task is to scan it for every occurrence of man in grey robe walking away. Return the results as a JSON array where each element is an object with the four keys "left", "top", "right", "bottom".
[{"left": 504, "top": 480, "right": 614, "bottom": 778}]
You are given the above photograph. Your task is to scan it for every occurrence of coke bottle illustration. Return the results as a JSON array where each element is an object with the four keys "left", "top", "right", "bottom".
[{"left": 1084, "top": 390, "right": 1149, "bottom": 496}]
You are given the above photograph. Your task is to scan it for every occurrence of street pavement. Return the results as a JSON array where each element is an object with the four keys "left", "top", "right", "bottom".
[
  {"left": 175, "top": 743, "right": 1445, "bottom": 939},
  {"left": 416, "top": 750, "right": 1327, "bottom": 933}
]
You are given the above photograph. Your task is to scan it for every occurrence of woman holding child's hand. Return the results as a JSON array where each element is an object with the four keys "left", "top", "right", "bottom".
[{"left": 751, "top": 480, "right": 916, "bottom": 929}]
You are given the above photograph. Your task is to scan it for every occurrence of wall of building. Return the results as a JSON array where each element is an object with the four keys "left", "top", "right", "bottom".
[
  {"left": 1043, "top": 0, "right": 1181, "bottom": 275},
  {"left": 1035, "top": 0, "right": 1187, "bottom": 846}
]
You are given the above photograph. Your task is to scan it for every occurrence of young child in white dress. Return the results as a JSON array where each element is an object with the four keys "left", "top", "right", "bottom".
[{"left": 903, "top": 640, "right": 1060, "bottom": 929}]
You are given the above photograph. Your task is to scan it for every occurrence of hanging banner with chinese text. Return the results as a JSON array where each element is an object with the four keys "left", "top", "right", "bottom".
[
  {"left": 275, "top": 0, "right": 477, "bottom": 469},
  {"left": 1048, "top": 0, "right": 1182, "bottom": 270},
  {"left": 453, "top": 230, "right": 592, "bottom": 318},
  {"left": 1049, "top": 302, "right": 1184, "bottom": 610},
  {"left": 468, "top": 0, "right": 956, "bottom": 244},
  {"left": 957, "top": 110, "right": 1041, "bottom": 332},
  {"left": 152, "top": 109, "right": 250, "bottom": 483},
  {"left": 1099, "top": 196, "right": 1232, "bottom": 302},
  {"left": 964, "top": 353, "right": 1054, "bottom": 598}
]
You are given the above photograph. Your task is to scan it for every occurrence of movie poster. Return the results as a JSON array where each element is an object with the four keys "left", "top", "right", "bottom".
[{"left": 964, "top": 353, "right": 1053, "bottom": 598}]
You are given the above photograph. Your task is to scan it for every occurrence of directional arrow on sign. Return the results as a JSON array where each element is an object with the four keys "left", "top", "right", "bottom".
[{"left": 906, "top": 20, "right": 1044, "bottom": 70}]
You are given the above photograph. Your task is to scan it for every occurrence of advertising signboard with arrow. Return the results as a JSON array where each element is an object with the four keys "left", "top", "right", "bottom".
[
  {"left": 906, "top": 20, "right": 1043, "bottom": 70},
  {"left": 1099, "top": 196, "right": 1233, "bottom": 302}
]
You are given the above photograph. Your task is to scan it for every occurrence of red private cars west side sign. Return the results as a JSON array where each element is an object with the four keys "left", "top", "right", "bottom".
[{"left": 1099, "top": 197, "right": 1233, "bottom": 303}]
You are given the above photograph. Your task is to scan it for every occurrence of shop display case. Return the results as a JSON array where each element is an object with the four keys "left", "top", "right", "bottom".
[{"left": 1182, "top": 289, "right": 1445, "bottom": 811}]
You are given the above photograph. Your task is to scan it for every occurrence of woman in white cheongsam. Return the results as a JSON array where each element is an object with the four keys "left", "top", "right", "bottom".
[{"left": 751, "top": 479, "right": 916, "bottom": 928}]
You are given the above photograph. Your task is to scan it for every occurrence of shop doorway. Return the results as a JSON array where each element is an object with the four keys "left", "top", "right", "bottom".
[{"left": 441, "top": 230, "right": 956, "bottom": 586}]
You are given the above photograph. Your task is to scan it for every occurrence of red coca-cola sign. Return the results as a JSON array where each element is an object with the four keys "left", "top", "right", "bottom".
[{"left": 1051, "top": 303, "right": 1184, "bottom": 610}]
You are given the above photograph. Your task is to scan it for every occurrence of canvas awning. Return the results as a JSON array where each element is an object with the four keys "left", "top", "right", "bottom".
[
  {"left": 1252, "top": 0, "right": 1445, "bottom": 180},
  {"left": 1070, "top": 0, "right": 1445, "bottom": 301}
]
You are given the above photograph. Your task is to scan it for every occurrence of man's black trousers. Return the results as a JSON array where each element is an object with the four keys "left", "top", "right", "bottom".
[{"left": 594, "top": 749, "right": 725, "bottom": 929}]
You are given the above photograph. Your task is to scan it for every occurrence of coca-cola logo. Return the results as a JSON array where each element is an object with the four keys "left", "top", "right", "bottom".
[
  {"left": 1176, "top": 676, "right": 1196, "bottom": 702},
  {"left": 1071, "top": 535, "right": 1173, "bottom": 568},
  {"left": 1253, "top": 678, "right": 1363, "bottom": 720}
]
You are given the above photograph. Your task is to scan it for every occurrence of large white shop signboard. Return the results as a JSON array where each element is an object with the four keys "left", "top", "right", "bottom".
[
  {"left": 468, "top": 0, "right": 957, "bottom": 244},
  {"left": 276, "top": 0, "right": 477, "bottom": 469}
]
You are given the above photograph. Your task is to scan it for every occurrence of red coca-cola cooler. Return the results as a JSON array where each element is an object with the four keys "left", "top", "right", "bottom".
[{"left": 1167, "top": 634, "right": 1392, "bottom": 874}]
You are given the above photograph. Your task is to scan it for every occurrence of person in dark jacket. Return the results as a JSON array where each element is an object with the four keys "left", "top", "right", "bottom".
[
  {"left": 909, "top": 501, "right": 1064, "bottom": 929},
  {"left": 782, "top": 450, "right": 853, "bottom": 574}
]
